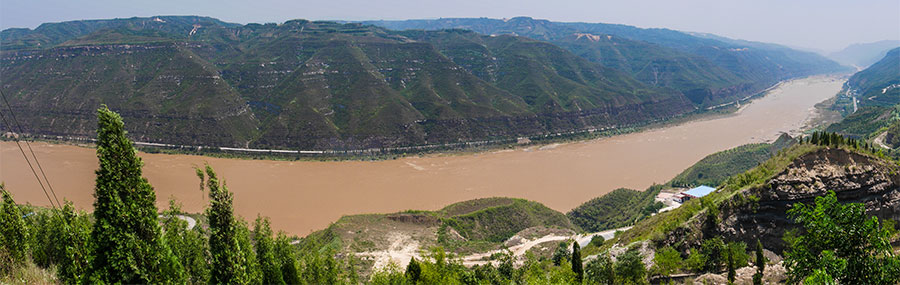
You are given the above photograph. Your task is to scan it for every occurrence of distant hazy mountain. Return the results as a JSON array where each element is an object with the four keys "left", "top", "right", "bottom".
[
  {"left": 829, "top": 40, "right": 900, "bottom": 69},
  {"left": 846, "top": 47, "right": 900, "bottom": 106},
  {"left": 0, "top": 16, "right": 848, "bottom": 150}
]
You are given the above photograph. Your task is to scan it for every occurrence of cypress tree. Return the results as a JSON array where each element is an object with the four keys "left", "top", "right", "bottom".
[
  {"left": 753, "top": 239, "right": 766, "bottom": 285},
  {"left": 202, "top": 165, "right": 259, "bottom": 284},
  {"left": 727, "top": 249, "right": 735, "bottom": 284},
  {"left": 406, "top": 257, "right": 421, "bottom": 283},
  {"left": 254, "top": 215, "right": 285, "bottom": 285},
  {"left": 0, "top": 184, "right": 28, "bottom": 273},
  {"left": 572, "top": 241, "right": 583, "bottom": 283},
  {"left": 86, "top": 106, "right": 183, "bottom": 283}
]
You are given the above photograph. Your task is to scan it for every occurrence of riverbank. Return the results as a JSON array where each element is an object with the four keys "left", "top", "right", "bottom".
[
  {"left": 1, "top": 81, "right": 764, "bottom": 162},
  {"left": 0, "top": 75, "right": 847, "bottom": 236}
]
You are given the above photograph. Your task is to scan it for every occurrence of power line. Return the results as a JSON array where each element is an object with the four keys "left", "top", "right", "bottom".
[
  {"left": 0, "top": 89, "right": 62, "bottom": 208},
  {"left": 0, "top": 106, "right": 59, "bottom": 210}
]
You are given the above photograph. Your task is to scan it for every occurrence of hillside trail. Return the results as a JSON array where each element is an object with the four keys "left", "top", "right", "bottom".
[
  {"left": 874, "top": 131, "right": 891, "bottom": 149},
  {"left": 355, "top": 226, "right": 632, "bottom": 269}
]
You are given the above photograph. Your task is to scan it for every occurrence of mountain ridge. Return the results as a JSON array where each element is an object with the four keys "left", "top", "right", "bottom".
[{"left": 1, "top": 16, "right": 845, "bottom": 151}]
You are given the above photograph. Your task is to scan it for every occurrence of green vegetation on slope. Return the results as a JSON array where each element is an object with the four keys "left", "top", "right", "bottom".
[
  {"left": 826, "top": 105, "right": 898, "bottom": 139},
  {"left": 567, "top": 188, "right": 663, "bottom": 233},
  {"left": 612, "top": 143, "right": 823, "bottom": 246},
  {"left": 303, "top": 197, "right": 577, "bottom": 260},
  {"left": 2, "top": 15, "right": 846, "bottom": 152},
  {"left": 568, "top": 134, "right": 796, "bottom": 232},
  {"left": 670, "top": 133, "right": 797, "bottom": 188},
  {"left": 440, "top": 198, "right": 576, "bottom": 243},
  {"left": 846, "top": 48, "right": 900, "bottom": 107},
  {"left": 885, "top": 121, "right": 900, "bottom": 148},
  {"left": 611, "top": 130, "right": 889, "bottom": 248},
  {"left": 1, "top": 16, "right": 699, "bottom": 151},
  {"left": 366, "top": 17, "right": 848, "bottom": 107}
]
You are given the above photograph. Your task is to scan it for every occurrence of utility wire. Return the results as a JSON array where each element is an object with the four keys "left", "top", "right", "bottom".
[
  {"left": 0, "top": 88, "right": 62, "bottom": 207},
  {"left": 0, "top": 107, "right": 58, "bottom": 210}
]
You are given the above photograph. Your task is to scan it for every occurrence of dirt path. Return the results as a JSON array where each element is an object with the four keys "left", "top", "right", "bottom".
[
  {"left": 461, "top": 226, "right": 632, "bottom": 267},
  {"left": 874, "top": 131, "right": 891, "bottom": 149},
  {"left": 356, "top": 233, "right": 421, "bottom": 270}
]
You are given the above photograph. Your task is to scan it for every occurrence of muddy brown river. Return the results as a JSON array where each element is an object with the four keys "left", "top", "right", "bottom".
[{"left": 0, "top": 76, "right": 844, "bottom": 236}]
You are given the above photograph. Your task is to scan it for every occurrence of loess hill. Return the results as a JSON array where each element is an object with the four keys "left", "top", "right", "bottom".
[{"left": 2, "top": 16, "right": 845, "bottom": 150}]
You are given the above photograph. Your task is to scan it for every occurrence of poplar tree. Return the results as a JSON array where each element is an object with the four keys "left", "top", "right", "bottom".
[
  {"left": 202, "top": 165, "right": 260, "bottom": 284},
  {"left": 572, "top": 241, "right": 584, "bottom": 283},
  {"left": 86, "top": 106, "right": 183, "bottom": 283},
  {"left": 753, "top": 239, "right": 766, "bottom": 285},
  {"left": 727, "top": 249, "right": 736, "bottom": 284}
]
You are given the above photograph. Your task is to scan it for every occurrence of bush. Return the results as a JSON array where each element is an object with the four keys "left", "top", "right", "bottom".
[
  {"left": 585, "top": 254, "right": 616, "bottom": 284},
  {"left": 590, "top": 235, "right": 605, "bottom": 247},
  {"left": 0, "top": 184, "right": 28, "bottom": 274},
  {"left": 701, "top": 237, "right": 726, "bottom": 272},
  {"left": 653, "top": 246, "right": 682, "bottom": 278},
  {"left": 685, "top": 249, "right": 707, "bottom": 273},
  {"left": 551, "top": 241, "right": 571, "bottom": 266},
  {"left": 784, "top": 191, "right": 900, "bottom": 284},
  {"left": 615, "top": 249, "right": 647, "bottom": 284}
]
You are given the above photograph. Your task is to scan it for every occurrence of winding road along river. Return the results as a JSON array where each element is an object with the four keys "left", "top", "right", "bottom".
[{"left": 0, "top": 76, "right": 844, "bottom": 236}]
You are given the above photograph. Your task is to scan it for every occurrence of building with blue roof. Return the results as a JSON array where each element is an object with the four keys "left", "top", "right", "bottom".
[{"left": 677, "top": 185, "right": 716, "bottom": 202}]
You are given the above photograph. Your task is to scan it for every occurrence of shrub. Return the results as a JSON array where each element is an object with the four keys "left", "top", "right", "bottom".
[
  {"left": 653, "top": 246, "right": 682, "bottom": 278},
  {"left": 615, "top": 249, "right": 647, "bottom": 284},
  {"left": 0, "top": 185, "right": 28, "bottom": 274}
]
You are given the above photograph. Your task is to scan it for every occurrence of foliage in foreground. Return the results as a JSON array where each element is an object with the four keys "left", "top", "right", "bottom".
[
  {"left": 1, "top": 107, "right": 355, "bottom": 284},
  {"left": 784, "top": 191, "right": 900, "bottom": 284},
  {"left": 87, "top": 106, "right": 184, "bottom": 283}
]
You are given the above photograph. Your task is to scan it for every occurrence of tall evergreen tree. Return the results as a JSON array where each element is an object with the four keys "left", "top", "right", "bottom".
[
  {"left": 0, "top": 184, "right": 28, "bottom": 274},
  {"left": 86, "top": 106, "right": 183, "bottom": 283},
  {"left": 727, "top": 249, "right": 736, "bottom": 284},
  {"left": 254, "top": 215, "right": 285, "bottom": 285},
  {"left": 753, "top": 239, "right": 766, "bottom": 285},
  {"left": 202, "top": 165, "right": 259, "bottom": 284},
  {"left": 572, "top": 241, "right": 583, "bottom": 283}
]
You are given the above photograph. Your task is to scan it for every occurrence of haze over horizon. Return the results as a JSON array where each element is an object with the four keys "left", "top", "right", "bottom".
[{"left": 1, "top": 0, "right": 898, "bottom": 52}]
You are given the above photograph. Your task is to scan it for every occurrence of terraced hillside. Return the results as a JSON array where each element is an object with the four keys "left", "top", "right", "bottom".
[
  {"left": 366, "top": 17, "right": 850, "bottom": 107},
  {"left": 1, "top": 16, "right": 844, "bottom": 150}
]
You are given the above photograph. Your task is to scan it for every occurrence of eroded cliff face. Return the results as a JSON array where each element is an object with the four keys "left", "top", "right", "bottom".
[{"left": 664, "top": 148, "right": 900, "bottom": 254}]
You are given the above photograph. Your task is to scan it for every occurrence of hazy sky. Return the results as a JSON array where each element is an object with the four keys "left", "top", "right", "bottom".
[{"left": 1, "top": 0, "right": 897, "bottom": 52}]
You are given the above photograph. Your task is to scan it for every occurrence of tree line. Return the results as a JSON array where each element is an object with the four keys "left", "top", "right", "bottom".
[{"left": 0, "top": 106, "right": 353, "bottom": 284}]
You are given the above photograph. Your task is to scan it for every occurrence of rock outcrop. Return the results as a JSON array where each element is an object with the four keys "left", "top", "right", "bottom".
[{"left": 664, "top": 148, "right": 900, "bottom": 253}]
